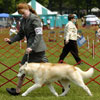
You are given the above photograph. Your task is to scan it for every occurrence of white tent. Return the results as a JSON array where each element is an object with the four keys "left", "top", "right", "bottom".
[
  {"left": 12, "top": 0, "right": 57, "bottom": 16},
  {"left": 11, "top": 12, "right": 21, "bottom": 16},
  {"left": 29, "top": 0, "right": 57, "bottom": 15},
  {"left": 91, "top": 7, "right": 100, "bottom": 12}
]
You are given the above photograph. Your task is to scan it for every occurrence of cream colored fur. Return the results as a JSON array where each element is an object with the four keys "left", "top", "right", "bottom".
[{"left": 17, "top": 62, "right": 94, "bottom": 97}]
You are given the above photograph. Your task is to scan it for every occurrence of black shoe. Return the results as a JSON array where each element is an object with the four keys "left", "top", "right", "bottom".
[{"left": 6, "top": 88, "right": 20, "bottom": 96}]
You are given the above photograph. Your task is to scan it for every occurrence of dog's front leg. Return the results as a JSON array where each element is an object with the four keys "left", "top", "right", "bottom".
[
  {"left": 22, "top": 83, "right": 42, "bottom": 96},
  {"left": 47, "top": 84, "right": 59, "bottom": 97}
]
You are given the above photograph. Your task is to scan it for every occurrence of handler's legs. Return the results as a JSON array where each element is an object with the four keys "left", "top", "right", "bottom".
[
  {"left": 70, "top": 41, "right": 81, "bottom": 64},
  {"left": 59, "top": 43, "right": 70, "bottom": 63},
  {"left": 16, "top": 64, "right": 25, "bottom": 93},
  {"left": 6, "top": 64, "right": 25, "bottom": 95}
]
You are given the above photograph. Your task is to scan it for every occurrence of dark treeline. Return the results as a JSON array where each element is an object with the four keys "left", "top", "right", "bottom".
[{"left": 0, "top": 0, "right": 100, "bottom": 17}]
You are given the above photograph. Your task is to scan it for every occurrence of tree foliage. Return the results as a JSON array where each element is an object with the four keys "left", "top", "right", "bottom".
[
  {"left": 0, "top": 0, "right": 30, "bottom": 13},
  {"left": 0, "top": 0, "right": 100, "bottom": 16}
]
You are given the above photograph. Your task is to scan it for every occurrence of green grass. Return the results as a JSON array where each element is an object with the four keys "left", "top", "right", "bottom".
[
  {"left": 0, "top": 21, "right": 100, "bottom": 100},
  {"left": 0, "top": 83, "right": 100, "bottom": 100}
]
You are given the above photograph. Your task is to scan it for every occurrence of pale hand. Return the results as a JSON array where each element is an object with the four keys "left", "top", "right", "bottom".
[
  {"left": 4, "top": 38, "right": 11, "bottom": 43},
  {"left": 65, "top": 40, "right": 69, "bottom": 44},
  {"left": 26, "top": 48, "right": 32, "bottom": 54}
]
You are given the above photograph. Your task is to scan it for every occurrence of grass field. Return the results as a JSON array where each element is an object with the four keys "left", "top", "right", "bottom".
[{"left": 0, "top": 20, "right": 100, "bottom": 100}]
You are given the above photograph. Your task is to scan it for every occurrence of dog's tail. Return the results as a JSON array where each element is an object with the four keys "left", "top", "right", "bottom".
[{"left": 75, "top": 67, "right": 94, "bottom": 79}]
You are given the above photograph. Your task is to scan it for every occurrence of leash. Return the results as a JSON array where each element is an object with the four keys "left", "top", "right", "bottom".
[{"left": 26, "top": 53, "right": 29, "bottom": 63}]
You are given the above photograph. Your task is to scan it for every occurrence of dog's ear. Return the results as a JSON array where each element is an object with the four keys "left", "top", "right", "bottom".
[{"left": 24, "top": 62, "right": 28, "bottom": 67}]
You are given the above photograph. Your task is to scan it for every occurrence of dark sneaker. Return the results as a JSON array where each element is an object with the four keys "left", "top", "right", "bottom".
[{"left": 6, "top": 88, "right": 20, "bottom": 96}]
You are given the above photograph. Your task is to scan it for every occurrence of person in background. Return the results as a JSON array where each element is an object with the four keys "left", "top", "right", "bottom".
[
  {"left": 47, "top": 18, "right": 50, "bottom": 29},
  {"left": 81, "top": 17, "right": 84, "bottom": 26},
  {"left": 41, "top": 19, "right": 44, "bottom": 27},
  {"left": 4, "top": 3, "right": 48, "bottom": 96},
  {"left": 13, "top": 18, "right": 17, "bottom": 27},
  {"left": 9, "top": 25, "right": 18, "bottom": 38},
  {"left": 96, "top": 25, "right": 100, "bottom": 42},
  {"left": 16, "top": 20, "right": 20, "bottom": 31},
  {"left": 58, "top": 14, "right": 82, "bottom": 65}
]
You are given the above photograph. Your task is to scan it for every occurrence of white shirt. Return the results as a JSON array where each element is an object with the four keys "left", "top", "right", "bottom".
[
  {"left": 97, "top": 28, "right": 100, "bottom": 38},
  {"left": 47, "top": 19, "right": 50, "bottom": 24},
  {"left": 9, "top": 29, "right": 17, "bottom": 36},
  {"left": 97, "top": 28, "right": 100, "bottom": 34},
  {"left": 64, "top": 21, "right": 79, "bottom": 41}
]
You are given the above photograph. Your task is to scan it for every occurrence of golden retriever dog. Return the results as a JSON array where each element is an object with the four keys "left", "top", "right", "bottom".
[{"left": 17, "top": 62, "right": 94, "bottom": 97}]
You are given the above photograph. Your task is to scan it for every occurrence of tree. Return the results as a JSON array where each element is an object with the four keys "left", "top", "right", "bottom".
[
  {"left": 0, "top": 0, "right": 99, "bottom": 16},
  {"left": 0, "top": 0, "right": 3, "bottom": 13},
  {"left": 37, "top": 0, "right": 49, "bottom": 8},
  {"left": 0, "top": 0, "right": 30, "bottom": 13}
]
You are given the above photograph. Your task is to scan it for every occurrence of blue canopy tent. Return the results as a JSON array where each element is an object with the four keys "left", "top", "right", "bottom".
[
  {"left": 0, "top": 13, "right": 9, "bottom": 18},
  {"left": 0, "top": 13, "right": 10, "bottom": 27}
]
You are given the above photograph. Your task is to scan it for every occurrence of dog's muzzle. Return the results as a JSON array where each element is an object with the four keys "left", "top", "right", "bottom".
[{"left": 17, "top": 73, "right": 23, "bottom": 78}]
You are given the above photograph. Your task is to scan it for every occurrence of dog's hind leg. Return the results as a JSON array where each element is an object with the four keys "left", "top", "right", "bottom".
[
  {"left": 59, "top": 80, "right": 70, "bottom": 96},
  {"left": 70, "top": 73, "right": 92, "bottom": 96},
  {"left": 22, "top": 83, "right": 42, "bottom": 96},
  {"left": 82, "top": 84, "right": 92, "bottom": 96},
  {"left": 76, "top": 81, "right": 92, "bottom": 96},
  {"left": 47, "top": 84, "right": 59, "bottom": 97}
]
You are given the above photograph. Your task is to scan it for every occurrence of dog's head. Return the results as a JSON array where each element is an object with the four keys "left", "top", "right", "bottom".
[{"left": 17, "top": 62, "right": 28, "bottom": 78}]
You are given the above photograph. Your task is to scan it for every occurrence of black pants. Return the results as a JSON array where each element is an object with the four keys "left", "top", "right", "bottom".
[
  {"left": 59, "top": 40, "right": 81, "bottom": 63},
  {"left": 21, "top": 51, "right": 48, "bottom": 65}
]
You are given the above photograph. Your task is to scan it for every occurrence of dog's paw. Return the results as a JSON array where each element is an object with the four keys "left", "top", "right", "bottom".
[
  {"left": 59, "top": 93, "right": 67, "bottom": 96},
  {"left": 54, "top": 93, "right": 59, "bottom": 97},
  {"left": 89, "top": 93, "right": 93, "bottom": 96},
  {"left": 59, "top": 94, "right": 64, "bottom": 96},
  {"left": 55, "top": 93, "right": 59, "bottom": 97},
  {"left": 22, "top": 93, "right": 27, "bottom": 96}
]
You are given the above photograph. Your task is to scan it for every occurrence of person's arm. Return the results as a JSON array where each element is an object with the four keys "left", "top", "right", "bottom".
[
  {"left": 64, "top": 24, "right": 72, "bottom": 44},
  {"left": 77, "top": 34, "right": 81, "bottom": 38},
  {"left": 97, "top": 29, "right": 100, "bottom": 33},
  {"left": 4, "top": 26, "right": 24, "bottom": 44},
  {"left": 10, "top": 23, "right": 25, "bottom": 44},
  {"left": 28, "top": 17, "right": 43, "bottom": 50},
  {"left": 64, "top": 26, "right": 70, "bottom": 42}
]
